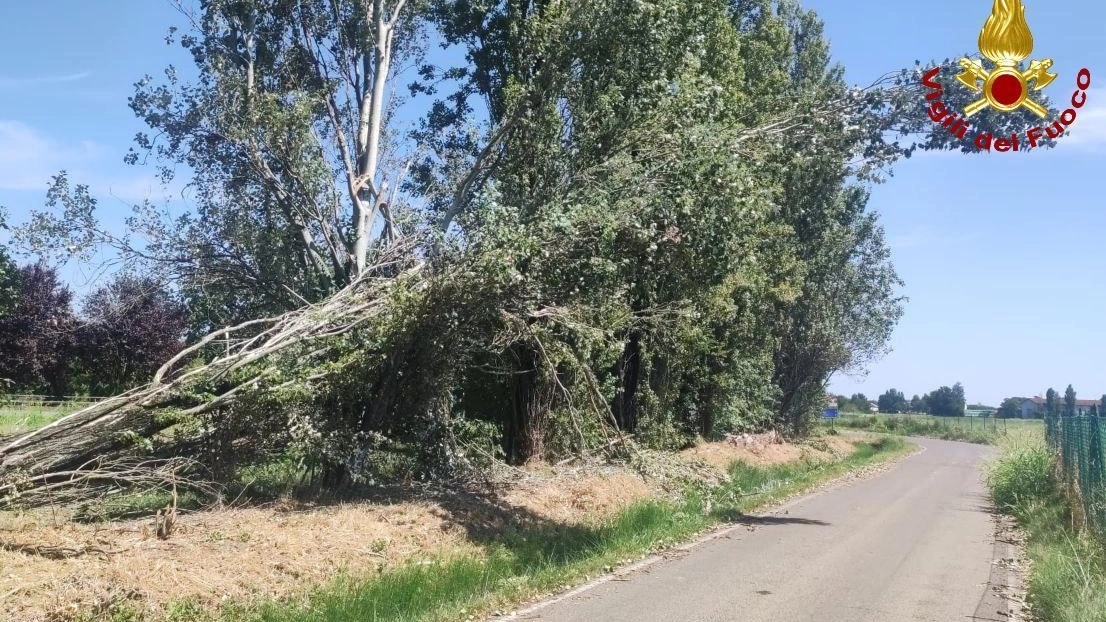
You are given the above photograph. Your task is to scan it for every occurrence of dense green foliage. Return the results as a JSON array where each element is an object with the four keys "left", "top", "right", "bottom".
[
  {"left": 909, "top": 394, "right": 926, "bottom": 413},
  {"left": 836, "top": 393, "right": 871, "bottom": 413},
  {"left": 876, "top": 388, "right": 907, "bottom": 414},
  {"left": 997, "top": 397, "right": 1023, "bottom": 419},
  {"left": 77, "top": 275, "right": 189, "bottom": 395},
  {"left": 989, "top": 439, "right": 1056, "bottom": 511},
  {"left": 923, "top": 383, "right": 967, "bottom": 417},
  {"left": 8, "top": 0, "right": 939, "bottom": 480},
  {"left": 1063, "top": 384, "right": 1077, "bottom": 417},
  {"left": 0, "top": 263, "right": 77, "bottom": 395},
  {"left": 1045, "top": 387, "right": 1058, "bottom": 416},
  {"left": 0, "top": 267, "right": 185, "bottom": 397},
  {"left": 847, "top": 383, "right": 965, "bottom": 416},
  {"left": 0, "top": 214, "right": 17, "bottom": 319}
]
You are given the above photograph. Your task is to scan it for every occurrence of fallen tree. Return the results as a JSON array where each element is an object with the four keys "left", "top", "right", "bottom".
[
  {"left": 0, "top": 241, "right": 422, "bottom": 481},
  {"left": 0, "top": 232, "right": 641, "bottom": 507},
  {"left": 1, "top": 94, "right": 922, "bottom": 508}
]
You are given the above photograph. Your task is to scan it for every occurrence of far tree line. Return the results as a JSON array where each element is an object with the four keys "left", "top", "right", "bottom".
[
  {"left": 840, "top": 384, "right": 1106, "bottom": 420},
  {"left": 0, "top": 258, "right": 186, "bottom": 398},
  {"left": 836, "top": 383, "right": 968, "bottom": 417}
]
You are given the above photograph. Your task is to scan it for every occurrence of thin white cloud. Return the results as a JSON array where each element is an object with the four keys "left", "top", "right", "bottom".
[
  {"left": 1056, "top": 88, "right": 1106, "bottom": 152},
  {"left": 0, "top": 71, "right": 91, "bottom": 88},
  {"left": 0, "top": 121, "right": 107, "bottom": 191},
  {"left": 0, "top": 120, "right": 177, "bottom": 204}
]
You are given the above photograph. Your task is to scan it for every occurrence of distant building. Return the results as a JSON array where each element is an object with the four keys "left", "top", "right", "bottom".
[{"left": 1019, "top": 396, "right": 1100, "bottom": 419}]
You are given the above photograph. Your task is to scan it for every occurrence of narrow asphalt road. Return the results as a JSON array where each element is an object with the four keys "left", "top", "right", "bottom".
[{"left": 514, "top": 437, "right": 1012, "bottom": 622}]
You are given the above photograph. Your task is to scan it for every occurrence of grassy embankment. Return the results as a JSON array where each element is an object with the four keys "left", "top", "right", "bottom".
[
  {"left": 104, "top": 436, "right": 910, "bottom": 622},
  {"left": 987, "top": 428, "right": 1106, "bottom": 621},
  {"left": 829, "top": 413, "right": 1043, "bottom": 445},
  {"left": 0, "top": 405, "right": 73, "bottom": 437}
]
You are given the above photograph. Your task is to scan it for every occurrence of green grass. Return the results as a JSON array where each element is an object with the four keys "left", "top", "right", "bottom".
[
  {"left": 987, "top": 431, "right": 1106, "bottom": 621},
  {"left": 0, "top": 405, "right": 73, "bottom": 436},
  {"left": 829, "top": 413, "right": 1043, "bottom": 445},
  {"left": 138, "top": 436, "right": 908, "bottom": 622}
]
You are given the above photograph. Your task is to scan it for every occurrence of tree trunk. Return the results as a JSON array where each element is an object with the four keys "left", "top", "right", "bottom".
[
  {"left": 506, "top": 346, "right": 549, "bottom": 464},
  {"left": 612, "top": 331, "right": 642, "bottom": 433}
]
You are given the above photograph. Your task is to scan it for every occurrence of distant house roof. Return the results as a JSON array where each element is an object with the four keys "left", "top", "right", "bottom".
[{"left": 1027, "top": 396, "right": 1100, "bottom": 407}]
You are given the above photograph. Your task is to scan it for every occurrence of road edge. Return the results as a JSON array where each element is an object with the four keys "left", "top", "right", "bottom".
[{"left": 491, "top": 437, "right": 924, "bottom": 622}]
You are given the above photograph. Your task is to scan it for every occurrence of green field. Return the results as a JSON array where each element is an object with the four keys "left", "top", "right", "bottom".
[
  {"left": 827, "top": 413, "right": 1044, "bottom": 445},
  {"left": 0, "top": 405, "right": 75, "bottom": 437}
]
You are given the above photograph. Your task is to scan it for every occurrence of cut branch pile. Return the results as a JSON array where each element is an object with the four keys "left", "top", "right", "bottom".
[{"left": 0, "top": 456, "right": 217, "bottom": 510}]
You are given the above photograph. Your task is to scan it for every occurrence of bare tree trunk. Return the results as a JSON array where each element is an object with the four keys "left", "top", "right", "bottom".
[{"left": 352, "top": 0, "right": 404, "bottom": 274}]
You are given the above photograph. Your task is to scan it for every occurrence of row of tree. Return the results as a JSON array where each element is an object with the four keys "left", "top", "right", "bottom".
[
  {"left": 837, "top": 383, "right": 967, "bottom": 416},
  {"left": 0, "top": 261, "right": 186, "bottom": 397},
  {"left": 0, "top": 0, "right": 1049, "bottom": 482}
]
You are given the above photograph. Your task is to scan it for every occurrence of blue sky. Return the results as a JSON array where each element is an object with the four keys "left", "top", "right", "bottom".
[
  {"left": 1, "top": 1, "right": 1104, "bottom": 406},
  {"left": 803, "top": 0, "right": 1106, "bottom": 405},
  {"left": 0, "top": 1, "right": 188, "bottom": 283}
]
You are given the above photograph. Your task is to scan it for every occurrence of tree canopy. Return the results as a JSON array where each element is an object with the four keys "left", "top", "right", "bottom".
[
  {"left": 1065, "top": 384, "right": 1078, "bottom": 417},
  {"left": 925, "top": 383, "right": 967, "bottom": 417},
  {"left": 877, "top": 389, "right": 908, "bottom": 414},
  {"left": 0, "top": 263, "right": 76, "bottom": 395},
  {"left": 77, "top": 275, "right": 189, "bottom": 396},
  {"left": 997, "top": 397, "right": 1023, "bottom": 419}
]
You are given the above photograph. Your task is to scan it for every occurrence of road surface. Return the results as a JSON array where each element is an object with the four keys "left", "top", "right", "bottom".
[{"left": 513, "top": 437, "right": 1015, "bottom": 622}]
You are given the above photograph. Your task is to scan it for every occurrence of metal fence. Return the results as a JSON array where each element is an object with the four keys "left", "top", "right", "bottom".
[
  {"left": 0, "top": 394, "right": 103, "bottom": 409},
  {"left": 1046, "top": 414, "right": 1106, "bottom": 531}
]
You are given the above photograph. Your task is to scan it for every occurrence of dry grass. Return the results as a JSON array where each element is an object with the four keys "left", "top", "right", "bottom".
[
  {"left": 1, "top": 500, "right": 478, "bottom": 620},
  {"left": 1, "top": 435, "right": 851, "bottom": 621},
  {"left": 499, "top": 467, "right": 654, "bottom": 525},
  {"left": 679, "top": 432, "right": 855, "bottom": 471},
  {"left": 0, "top": 470, "right": 658, "bottom": 620}
]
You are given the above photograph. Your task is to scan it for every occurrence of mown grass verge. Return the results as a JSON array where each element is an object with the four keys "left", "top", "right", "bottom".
[
  {"left": 987, "top": 434, "right": 1106, "bottom": 621},
  {"left": 0, "top": 405, "right": 72, "bottom": 436},
  {"left": 121, "top": 436, "right": 908, "bottom": 622},
  {"left": 831, "top": 414, "right": 1042, "bottom": 445}
]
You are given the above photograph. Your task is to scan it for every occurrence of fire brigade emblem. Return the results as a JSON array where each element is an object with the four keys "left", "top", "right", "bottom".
[{"left": 955, "top": 0, "right": 1057, "bottom": 117}]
